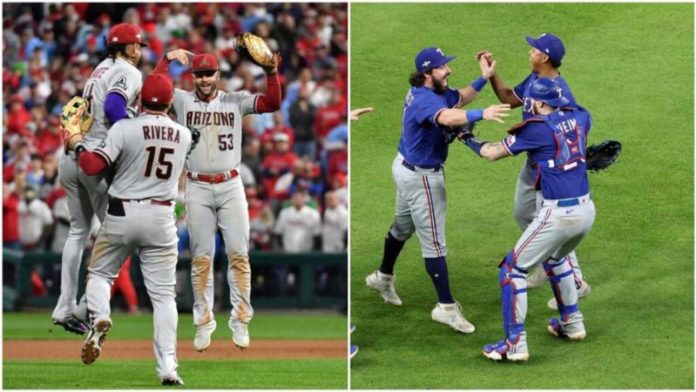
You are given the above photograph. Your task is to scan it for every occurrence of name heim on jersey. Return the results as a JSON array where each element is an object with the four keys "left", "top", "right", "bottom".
[
  {"left": 143, "top": 125, "right": 181, "bottom": 143},
  {"left": 186, "top": 111, "right": 235, "bottom": 128}
]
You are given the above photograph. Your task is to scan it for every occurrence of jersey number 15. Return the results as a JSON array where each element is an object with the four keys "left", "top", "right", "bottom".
[{"left": 144, "top": 146, "right": 174, "bottom": 179}]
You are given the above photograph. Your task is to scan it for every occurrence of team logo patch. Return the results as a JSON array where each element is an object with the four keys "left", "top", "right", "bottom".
[
  {"left": 436, "top": 48, "right": 444, "bottom": 56},
  {"left": 422, "top": 60, "right": 431, "bottom": 68},
  {"left": 201, "top": 57, "right": 210, "bottom": 66},
  {"left": 98, "top": 141, "right": 106, "bottom": 148},
  {"left": 114, "top": 77, "right": 127, "bottom": 90}
]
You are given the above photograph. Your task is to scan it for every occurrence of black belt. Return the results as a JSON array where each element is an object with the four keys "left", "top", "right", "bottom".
[
  {"left": 108, "top": 198, "right": 173, "bottom": 216},
  {"left": 402, "top": 160, "right": 442, "bottom": 172}
]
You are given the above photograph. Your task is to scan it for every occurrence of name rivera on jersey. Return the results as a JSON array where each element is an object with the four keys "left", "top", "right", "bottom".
[
  {"left": 143, "top": 125, "right": 181, "bottom": 143},
  {"left": 185, "top": 111, "right": 235, "bottom": 128}
]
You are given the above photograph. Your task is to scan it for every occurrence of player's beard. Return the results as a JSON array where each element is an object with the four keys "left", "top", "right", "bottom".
[
  {"left": 196, "top": 83, "right": 217, "bottom": 100},
  {"left": 432, "top": 77, "right": 448, "bottom": 94}
]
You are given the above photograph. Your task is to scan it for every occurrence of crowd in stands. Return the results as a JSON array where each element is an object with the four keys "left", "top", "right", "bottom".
[{"left": 3, "top": 3, "right": 348, "bottom": 302}]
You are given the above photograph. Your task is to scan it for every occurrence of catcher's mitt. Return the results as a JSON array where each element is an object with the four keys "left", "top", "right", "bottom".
[
  {"left": 585, "top": 139, "right": 622, "bottom": 172},
  {"left": 237, "top": 33, "right": 276, "bottom": 69},
  {"left": 60, "top": 96, "right": 93, "bottom": 150},
  {"left": 444, "top": 122, "right": 476, "bottom": 145}
]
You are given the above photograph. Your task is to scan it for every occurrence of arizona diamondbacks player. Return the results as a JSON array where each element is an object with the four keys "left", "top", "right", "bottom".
[
  {"left": 154, "top": 51, "right": 281, "bottom": 351},
  {"left": 459, "top": 77, "right": 594, "bottom": 361},
  {"left": 477, "top": 33, "right": 591, "bottom": 309},
  {"left": 76, "top": 73, "right": 191, "bottom": 385},
  {"left": 51, "top": 24, "right": 193, "bottom": 333},
  {"left": 365, "top": 47, "right": 510, "bottom": 334}
]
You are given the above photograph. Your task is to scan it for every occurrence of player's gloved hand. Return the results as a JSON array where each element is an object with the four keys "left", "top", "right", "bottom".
[
  {"left": 586, "top": 139, "right": 622, "bottom": 172},
  {"left": 166, "top": 49, "right": 194, "bottom": 65},
  {"left": 60, "top": 96, "right": 93, "bottom": 150},
  {"left": 237, "top": 33, "right": 277, "bottom": 72},
  {"left": 483, "top": 104, "right": 511, "bottom": 123}
]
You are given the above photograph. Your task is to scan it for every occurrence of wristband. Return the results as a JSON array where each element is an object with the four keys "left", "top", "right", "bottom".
[
  {"left": 466, "top": 109, "right": 484, "bottom": 123},
  {"left": 470, "top": 76, "right": 488, "bottom": 92},
  {"left": 74, "top": 143, "right": 86, "bottom": 157},
  {"left": 465, "top": 137, "right": 489, "bottom": 157}
]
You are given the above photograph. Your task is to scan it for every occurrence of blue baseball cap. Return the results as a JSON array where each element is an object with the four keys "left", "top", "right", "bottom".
[
  {"left": 415, "top": 47, "right": 456, "bottom": 72},
  {"left": 525, "top": 33, "right": 565, "bottom": 67},
  {"left": 528, "top": 77, "right": 570, "bottom": 107}
]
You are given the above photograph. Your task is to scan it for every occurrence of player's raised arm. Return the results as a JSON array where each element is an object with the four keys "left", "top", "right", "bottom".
[
  {"left": 476, "top": 51, "right": 522, "bottom": 107},
  {"left": 255, "top": 53, "right": 282, "bottom": 113},
  {"left": 153, "top": 49, "right": 195, "bottom": 75},
  {"left": 436, "top": 103, "right": 510, "bottom": 128},
  {"left": 455, "top": 55, "right": 497, "bottom": 107}
]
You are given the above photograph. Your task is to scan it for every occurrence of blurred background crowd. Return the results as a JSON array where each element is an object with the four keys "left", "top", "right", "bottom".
[{"left": 2, "top": 3, "right": 348, "bottom": 309}]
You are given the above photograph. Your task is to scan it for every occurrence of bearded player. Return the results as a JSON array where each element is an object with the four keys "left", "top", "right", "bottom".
[
  {"left": 51, "top": 23, "right": 191, "bottom": 333},
  {"left": 154, "top": 47, "right": 281, "bottom": 351}
]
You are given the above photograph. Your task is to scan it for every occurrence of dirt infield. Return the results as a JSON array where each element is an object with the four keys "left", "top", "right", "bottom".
[{"left": 4, "top": 339, "right": 346, "bottom": 360}]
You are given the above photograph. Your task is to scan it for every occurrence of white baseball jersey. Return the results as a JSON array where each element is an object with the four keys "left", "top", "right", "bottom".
[
  {"left": 322, "top": 205, "right": 348, "bottom": 252},
  {"left": 94, "top": 113, "right": 192, "bottom": 201},
  {"left": 172, "top": 89, "right": 258, "bottom": 174},
  {"left": 274, "top": 205, "right": 321, "bottom": 253},
  {"left": 82, "top": 57, "right": 142, "bottom": 149}
]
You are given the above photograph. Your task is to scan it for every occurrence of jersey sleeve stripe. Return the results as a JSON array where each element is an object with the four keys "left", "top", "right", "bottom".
[
  {"left": 107, "top": 88, "right": 129, "bottom": 101},
  {"left": 433, "top": 107, "right": 447, "bottom": 125},
  {"left": 94, "top": 149, "right": 113, "bottom": 166},
  {"left": 501, "top": 139, "right": 515, "bottom": 156},
  {"left": 252, "top": 95, "right": 260, "bottom": 114},
  {"left": 511, "top": 88, "right": 522, "bottom": 103}
]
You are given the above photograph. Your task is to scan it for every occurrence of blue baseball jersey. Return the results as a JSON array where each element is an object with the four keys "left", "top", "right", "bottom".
[
  {"left": 501, "top": 107, "right": 593, "bottom": 200},
  {"left": 513, "top": 73, "right": 577, "bottom": 120},
  {"left": 398, "top": 86, "right": 461, "bottom": 167}
]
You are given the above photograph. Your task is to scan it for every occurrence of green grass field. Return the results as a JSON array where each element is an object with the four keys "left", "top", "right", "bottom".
[
  {"left": 350, "top": 3, "right": 693, "bottom": 389},
  {"left": 4, "top": 311, "right": 347, "bottom": 389}
]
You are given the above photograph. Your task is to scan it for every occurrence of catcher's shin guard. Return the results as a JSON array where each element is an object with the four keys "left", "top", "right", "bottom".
[
  {"left": 499, "top": 252, "right": 528, "bottom": 337},
  {"left": 543, "top": 257, "right": 579, "bottom": 319}
]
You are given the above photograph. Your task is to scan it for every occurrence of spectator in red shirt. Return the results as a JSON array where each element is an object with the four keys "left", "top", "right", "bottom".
[
  {"left": 314, "top": 88, "right": 345, "bottom": 150},
  {"left": 6, "top": 95, "right": 32, "bottom": 136},
  {"left": 3, "top": 182, "right": 21, "bottom": 250},
  {"left": 262, "top": 111, "right": 294, "bottom": 148},
  {"left": 36, "top": 117, "right": 63, "bottom": 157},
  {"left": 261, "top": 132, "right": 298, "bottom": 202}
]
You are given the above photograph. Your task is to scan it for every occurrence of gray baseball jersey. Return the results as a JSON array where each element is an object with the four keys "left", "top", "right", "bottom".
[
  {"left": 172, "top": 88, "right": 260, "bottom": 340},
  {"left": 82, "top": 58, "right": 142, "bottom": 149},
  {"left": 94, "top": 113, "right": 192, "bottom": 200},
  {"left": 84, "top": 112, "right": 191, "bottom": 381}
]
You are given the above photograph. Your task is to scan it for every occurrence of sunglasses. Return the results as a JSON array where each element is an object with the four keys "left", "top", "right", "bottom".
[{"left": 193, "top": 70, "right": 217, "bottom": 78}]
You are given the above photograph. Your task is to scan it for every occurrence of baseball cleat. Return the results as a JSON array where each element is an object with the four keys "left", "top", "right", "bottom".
[
  {"left": 81, "top": 318, "right": 112, "bottom": 365},
  {"left": 525, "top": 265, "right": 548, "bottom": 288},
  {"left": 161, "top": 375, "right": 184, "bottom": 386},
  {"left": 547, "top": 279, "right": 591, "bottom": 310},
  {"left": 365, "top": 270, "right": 402, "bottom": 306},
  {"left": 482, "top": 334, "right": 529, "bottom": 362},
  {"left": 350, "top": 344, "right": 359, "bottom": 359},
  {"left": 547, "top": 317, "right": 586, "bottom": 340},
  {"left": 53, "top": 316, "right": 89, "bottom": 335},
  {"left": 229, "top": 318, "right": 250, "bottom": 349},
  {"left": 431, "top": 302, "right": 475, "bottom": 334},
  {"left": 193, "top": 320, "right": 217, "bottom": 352}
]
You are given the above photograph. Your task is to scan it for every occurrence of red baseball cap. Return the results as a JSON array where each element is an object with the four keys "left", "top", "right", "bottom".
[
  {"left": 191, "top": 54, "right": 219, "bottom": 73},
  {"left": 108, "top": 23, "right": 147, "bottom": 46},
  {"left": 142, "top": 73, "right": 173, "bottom": 105}
]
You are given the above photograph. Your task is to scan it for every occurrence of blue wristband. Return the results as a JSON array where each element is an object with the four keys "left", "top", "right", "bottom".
[
  {"left": 470, "top": 76, "right": 488, "bottom": 92},
  {"left": 466, "top": 109, "right": 484, "bottom": 123},
  {"left": 465, "top": 137, "right": 488, "bottom": 157}
]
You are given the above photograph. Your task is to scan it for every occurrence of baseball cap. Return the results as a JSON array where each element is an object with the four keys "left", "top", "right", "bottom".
[
  {"left": 525, "top": 33, "right": 564, "bottom": 67},
  {"left": 141, "top": 73, "right": 174, "bottom": 105},
  {"left": 528, "top": 77, "right": 570, "bottom": 107},
  {"left": 191, "top": 54, "right": 219, "bottom": 73},
  {"left": 415, "top": 47, "right": 456, "bottom": 73},
  {"left": 108, "top": 23, "right": 147, "bottom": 47}
]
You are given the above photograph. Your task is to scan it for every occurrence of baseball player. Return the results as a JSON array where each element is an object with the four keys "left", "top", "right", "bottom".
[
  {"left": 477, "top": 33, "right": 591, "bottom": 309},
  {"left": 72, "top": 73, "right": 191, "bottom": 385},
  {"left": 51, "top": 24, "right": 192, "bottom": 333},
  {"left": 365, "top": 47, "right": 510, "bottom": 334},
  {"left": 153, "top": 50, "right": 281, "bottom": 351},
  {"left": 458, "top": 77, "right": 594, "bottom": 361}
]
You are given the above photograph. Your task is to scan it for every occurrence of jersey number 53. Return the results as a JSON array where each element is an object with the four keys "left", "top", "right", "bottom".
[{"left": 218, "top": 134, "right": 234, "bottom": 151}]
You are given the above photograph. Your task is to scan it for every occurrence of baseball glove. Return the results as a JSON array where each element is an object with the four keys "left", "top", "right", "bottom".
[
  {"left": 444, "top": 122, "right": 476, "bottom": 144},
  {"left": 237, "top": 33, "right": 276, "bottom": 69},
  {"left": 59, "top": 96, "right": 93, "bottom": 150},
  {"left": 585, "top": 139, "right": 622, "bottom": 172}
]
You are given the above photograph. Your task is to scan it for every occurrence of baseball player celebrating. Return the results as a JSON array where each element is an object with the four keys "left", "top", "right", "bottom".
[
  {"left": 51, "top": 24, "right": 193, "bottom": 333},
  {"left": 65, "top": 73, "right": 191, "bottom": 385},
  {"left": 477, "top": 33, "right": 591, "bottom": 309},
  {"left": 365, "top": 47, "right": 510, "bottom": 334},
  {"left": 153, "top": 48, "right": 281, "bottom": 351},
  {"left": 458, "top": 77, "right": 594, "bottom": 361}
]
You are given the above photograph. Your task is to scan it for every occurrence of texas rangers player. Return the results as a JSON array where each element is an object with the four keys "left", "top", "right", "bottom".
[
  {"left": 477, "top": 33, "right": 591, "bottom": 308},
  {"left": 459, "top": 77, "right": 594, "bottom": 361},
  {"left": 75, "top": 73, "right": 191, "bottom": 385},
  {"left": 51, "top": 24, "right": 193, "bottom": 333},
  {"left": 154, "top": 51, "right": 281, "bottom": 351},
  {"left": 365, "top": 47, "right": 510, "bottom": 334}
]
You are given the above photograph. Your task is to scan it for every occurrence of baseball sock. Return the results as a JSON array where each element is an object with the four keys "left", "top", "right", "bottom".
[
  {"left": 424, "top": 256, "right": 454, "bottom": 304},
  {"left": 379, "top": 232, "right": 405, "bottom": 275}
]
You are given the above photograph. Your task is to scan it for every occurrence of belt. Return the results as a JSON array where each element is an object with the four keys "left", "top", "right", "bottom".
[
  {"left": 113, "top": 198, "right": 173, "bottom": 206},
  {"left": 543, "top": 194, "right": 591, "bottom": 208},
  {"left": 186, "top": 170, "right": 239, "bottom": 184},
  {"left": 108, "top": 197, "right": 172, "bottom": 217},
  {"left": 402, "top": 160, "right": 442, "bottom": 172}
]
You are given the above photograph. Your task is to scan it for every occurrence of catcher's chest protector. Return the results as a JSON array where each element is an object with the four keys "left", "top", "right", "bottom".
[{"left": 541, "top": 110, "right": 589, "bottom": 172}]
